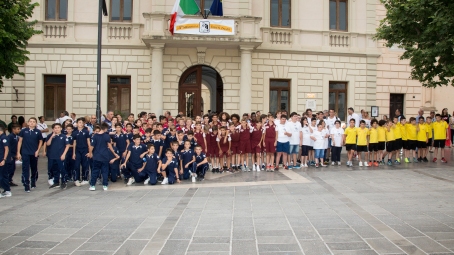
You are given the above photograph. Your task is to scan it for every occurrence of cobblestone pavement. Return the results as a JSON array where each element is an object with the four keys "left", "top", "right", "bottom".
[{"left": 0, "top": 149, "right": 454, "bottom": 255}]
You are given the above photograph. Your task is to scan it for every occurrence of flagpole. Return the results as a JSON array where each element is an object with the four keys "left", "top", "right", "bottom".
[{"left": 96, "top": 0, "right": 103, "bottom": 124}]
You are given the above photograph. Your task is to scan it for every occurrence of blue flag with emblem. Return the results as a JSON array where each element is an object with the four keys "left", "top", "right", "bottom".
[{"left": 210, "top": 0, "right": 223, "bottom": 16}]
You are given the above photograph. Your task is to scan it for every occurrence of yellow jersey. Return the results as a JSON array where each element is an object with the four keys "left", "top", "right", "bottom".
[
  {"left": 356, "top": 127, "right": 369, "bottom": 146},
  {"left": 385, "top": 127, "right": 395, "bottom": 141},
  {"left": 432, "top": 121, "right": 449, "bottom": 140},
  {"left": 344, "top": 127, "right": 357, "bottom": 144},
  {"left": 398, "top": 123, "right": 407, "bottom": 140},
  {"left": 425, "top": 123, "right": 433, "bottom": 139},
  {"left": 406, "top": 124, "right": 417, "bottom": 140},
  {"left": 417, "top": 124, "right": 428, "bottom": 142},
  {"left": 377, "top": 126, "right": 386, "bottom": 142},
  {"left": 392, "top": 124, "right": 402, "bottom": 139},
  {"left": 368, "top": 128, "right": 378, "bottom": 143}
]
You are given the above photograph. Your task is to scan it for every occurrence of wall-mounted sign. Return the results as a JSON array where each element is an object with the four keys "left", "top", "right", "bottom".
[
  {"left": 306, "top": 93, "right": 316, "bottom": 98},
  {"left": 174, "top": 18, "right": 235, "bottom": 36},
  {"left": 306, "top": 100, "right": 316, "bottom": 110}
]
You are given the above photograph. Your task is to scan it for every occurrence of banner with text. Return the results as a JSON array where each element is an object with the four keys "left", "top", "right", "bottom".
[{"left": 174, "top": 18, "right": 235, "bottom": 35}]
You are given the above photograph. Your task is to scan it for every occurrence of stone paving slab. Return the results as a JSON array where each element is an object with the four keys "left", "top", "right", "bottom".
[{"left": 0, "top": 150, "right": 453, "bottom": 254}]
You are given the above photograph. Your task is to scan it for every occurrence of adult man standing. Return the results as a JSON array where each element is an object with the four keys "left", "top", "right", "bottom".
[
  {"left": 7, "top": 115, "right": 17, "bottom": 134},
  {"left": 395, "top": 109, "right": 403, "bottom": 122},
  {"left": 347, "top": 108, "right": 360, "bottom": 128},
  {"left": 104, "top": 111, "right": 114, "bottom": 127},
  {"left": 416, "top": 109, "right": 425, "bottom": 122}
]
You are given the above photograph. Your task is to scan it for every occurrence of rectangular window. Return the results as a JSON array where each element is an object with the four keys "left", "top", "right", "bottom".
[
  {"left": 44, "top": 75, "right": 66, "bottom": 121},
  {"left": 270, "top": 79, "right": 290, "bottom": 114},
  {"left": 270, "top": 0, "right": 291, "bottom": 27},
  {"left": 108, "top": 76, "right": 131, "bottom": 117},
  {"left": 46, "top": 0, "right": 68, "bottom": 21},
  {"left": 329, "top": 82, "right": 347, "bottom": 121},
  {"left": 329, "top": 0, "right": 348, "bottom": 31},
  {"left": 110, "top": 0, "right": 133, "bottom": 22}
]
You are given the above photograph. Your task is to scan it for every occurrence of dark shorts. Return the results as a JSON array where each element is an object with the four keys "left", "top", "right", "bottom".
[
  {"left": 418, "top": 141, "right": 427, "bottom": 149},
  {"left": 357, "top": 145, "right": 368, "bottom": 152},
  {"left": 345, "top": 144, "right": 356, "bottom": 151},
  {"left": 402, "top": 140, "right": 408, "bottom": 150},
  {"left": 208, "top": 144, "right": 219, "bottom": 157},
  {"left": 265, "top": 140, "right": 276, "bottom": 153},
  {"left": 368, "top": 143, "right": 379, "bottom": 152},
  {"left": 378, "top": 141, "right": 386, "bottom": 151},
  {"left": 426, "top": 138, "right": 433, "bottom": 147},
  {"left": 386, "top": 141, "right": 394, "bottom": 152},
  {"left": 231, "top": 142, "right": 240, "bottom": 155},
  {"left": 394, "top": 138, "right": 403, "bottom": 150},
  {"left": 301, "top": 145, "right": 310, "bottom": 156},
  {"left": 433, "top": 139, "right": 446, "bottom": 148},
  {"left": 251, "top": 141, "right": 261, "bottom": 154},
  {"left": 308, "top": 146, "right": 314, "bottom": 151},
  {"left": 407, "top": 140, "right": 417, "bottom": 150},
  {"left": 239, "top": 141, "right": 251, "bottom": 154},
  {"left": 276, "top": 142, "right": 289, "bottom": 153}
]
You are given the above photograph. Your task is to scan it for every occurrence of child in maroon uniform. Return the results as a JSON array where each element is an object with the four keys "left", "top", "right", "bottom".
[
  {"left": 229, "top": 124, "right": 240, "bottom": 172},
  {"left": 217, "top": 126, "right": 231, "bottom": 173},
  {"left": 250, "top": 122, "right": 264, "bottom": 171},
  {"left": 208, "top": 126, "right": 219, "bottom": 173},
  {"left": 193, "top": 122, "right": 206, "bottom": 154},
  {"left": 263, "top": 114, "right": 277, "bottom": 171},
  {"left": 239, "top": 120, "right": 252, "bottom": 171}
]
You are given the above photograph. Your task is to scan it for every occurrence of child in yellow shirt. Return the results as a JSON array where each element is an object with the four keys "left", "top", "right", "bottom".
[
  {"left": 392, "top": 117, "right": 402, "bottom": 163},
  {"left": 417, "top": 117, "right": 428, "bottom": 162},
  {"left": 343, "top": 119, "right": 357, "bottom": 167},
  {"left": 356, "top": 120, "right": 369, "bottom": 167},
  {"left": 405, "top": 117, "right": 418, "bottom": 163},
  {"left": 399, "top": 117, "right": 408, "bottom": 162},
  {"left": 383, "top": 120, "right": 396, "bottom": 166},
  {"left": 377, "top": 120, "right": 387, "bottom": 165},
  {"left": 425, "top": 116, "right": 433, "bottom": 153},
  {"left": 368, "top": 119, "right": 379, "bottom": 166},
  {"left": 432, "top": 114, "right": 449, "bottom": 163}
]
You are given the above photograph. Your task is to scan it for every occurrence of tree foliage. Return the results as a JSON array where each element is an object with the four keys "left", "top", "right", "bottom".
[
  {"left": 0, "top": 0, "right": 41, "bottom": 91},
  {"left": 375, "top": 0, "right": 454, "bottom": 87}
]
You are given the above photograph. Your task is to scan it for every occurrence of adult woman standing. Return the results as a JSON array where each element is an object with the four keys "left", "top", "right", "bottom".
[
  {"left": 36, "top": 116, "right": 49, "bottom": 140},
  {"left": 441, "top": 108, "right": 451, "bottom": 147}
]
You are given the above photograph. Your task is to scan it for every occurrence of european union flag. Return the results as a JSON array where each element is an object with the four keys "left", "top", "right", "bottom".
[{"left": 210, "top": 0, "right": 223, "bottom": 16}]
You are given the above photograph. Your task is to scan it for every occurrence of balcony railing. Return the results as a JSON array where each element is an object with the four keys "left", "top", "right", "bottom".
[
  {"left": 43, "top": 23, "right": 67, "bottom": 38},
  {"left": 329, "top": 32, "right": 350, "bottom": 48},
  {"left": 108, "top": 24, "right": 132, "bottom": 39}
]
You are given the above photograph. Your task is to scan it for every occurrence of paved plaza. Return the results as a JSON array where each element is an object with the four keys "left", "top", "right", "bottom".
[{"left": 0, "top": 150, "right": 454, "bottom": 255}]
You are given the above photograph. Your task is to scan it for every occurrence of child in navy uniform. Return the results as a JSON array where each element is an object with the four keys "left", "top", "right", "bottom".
[
  {"left": 46, "top": 123, "right": 70, "bottom": 189},
  {"left": 109, "top": 142, "right": 121, "bottom": 182},
  {"left": 89, "top": 123, "right": 119, "bottom": 191},
  {"left": 151, "top": 130, "right": 164, "bottom": 157},
  {"left": 72, "top": 118, "right": 91, "bottom": 186},
  {"left": 113, "top": 124, "right": 129, "bottom": 163},
  {"left": 65, "top": 124, "right": 75, "bottom": 182},
  {"left": 180, "top": 140, "right": 195, "bottom": 180},
  {"left": 6, "top": 124, "right": 20, "bottom": 187},
  {"left": 161, "top": 148, "right": 180, "bottom": 185},
  {"left": 143, "top": 145, "right": 161, "bottom": 185},
  {"left": 17, "top": 117, "right": 43, "bottom": 192},
  {"left": 121, "top": 134, "right": 148, "bottom": 185},
  {"left": 194, "top": 145, "right": 208, "bottom": 182},
  {"left": 163, "top": 128, "right": 177, "bottom": 153},
  {"left": 0, "top": 126, "right": 12, "bottom": 197},
  {"left": 184, "top": 131, "right": 197, "bottom": 151}
]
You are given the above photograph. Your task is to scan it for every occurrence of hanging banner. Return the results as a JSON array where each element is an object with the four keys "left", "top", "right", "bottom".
[{"left": 174, "top": 18, "right": 235, "bottom": 36}]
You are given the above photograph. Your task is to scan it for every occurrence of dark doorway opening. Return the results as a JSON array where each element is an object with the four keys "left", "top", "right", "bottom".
[{"left": 389, "top": 93, "right": 404, "bottom": 119}]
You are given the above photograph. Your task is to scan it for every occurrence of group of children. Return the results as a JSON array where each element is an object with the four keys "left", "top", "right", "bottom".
[{"left": 0, "top": 110, "right": 450, "bottom": 197}]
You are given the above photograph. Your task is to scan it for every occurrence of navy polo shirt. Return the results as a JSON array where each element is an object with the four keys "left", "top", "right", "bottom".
[
  {"left": 177, "top": 140, "right": 185, "bottom": 152},
  {"left": 126, "top": 133, "right": 133, "bottom": 142},
  {"left": 127, "top": 143, "right": 147, "bottom": 167},
  {"left": 72, "top": 129, "right": 90, "bottom": 150},
  {"left": 0, "top": 134, "right": 9, "bottom": 162},
  {"left": 151, "top": 139, "right": 163, "bottom": 153},
  {"left": 144, "top": 153, "right": 160, "bottom": 174},
  {"left": 173, "top": 150, "right": 181, "bottom": 166},
  {"left": 66, "top": 135, "right": 74, "bottom": 152},
  {"left": 196, "top": 152, "right": 207, "bottom": 166},
  {"left": 18, "top": 128, "right": 43, "bottom": 155},
  {"left": 164, "top": 134, "right": 177, "bottom": 149},
  {"left": 46, "top": 134, "right": 69, "bottom": 159},
  {"left": 91, "top": 133, "right": 112, "bottom": 162},
  {"left": 180, "top": 149, "right": 194, "bottom": 166},
  {"left": 7, "top": 133, "right": 18, "bottom": 158},
  {"left": 113, "top": 133, "right": 128, "bottom": 152},
  {"left": 162, "top": 157, "right": 178, "bottom": 177}
]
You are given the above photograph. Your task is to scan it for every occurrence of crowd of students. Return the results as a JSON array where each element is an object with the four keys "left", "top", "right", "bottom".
[{"left": 0, "top": 108, "right": 451, "bottom": 198}]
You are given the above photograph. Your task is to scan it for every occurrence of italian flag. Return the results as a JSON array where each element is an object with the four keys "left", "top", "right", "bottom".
[{"left": 169, "top": 0, "right": 200, "bottom": 35}]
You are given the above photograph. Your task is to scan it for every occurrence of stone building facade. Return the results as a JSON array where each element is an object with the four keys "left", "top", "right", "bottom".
[{"left": 0, "top": 0, "right": 452, "bottom": 123}]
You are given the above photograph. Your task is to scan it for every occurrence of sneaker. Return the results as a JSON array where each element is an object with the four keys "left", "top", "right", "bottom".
[
  {"left": 338, "top": 162, "right": 341, "bottom": 166},
  {"left": 423, "top": 157, "right": 428, "bottom": 162},
  {"left": 192, "top": 176, "right": 196, "bottom": 182},
  {"left": 247, "top": 166, "right": 251, "bottom": 172},
  {"left": 331, "top": 162, "right": 335, "bottom": 166},
  {"left": 161, "top": 178, "right": 168, "bottom": 185},
  {"left": 80, "top": 180, "right": 89, "bottom": 186},
  {"left": 284, "top": 166, "right": 288, "bottom": 170},
  {"left": 74, "top": 180, "right": 81, "bottom": 187},
  {"left": 364, "top": 161, "right": 369, "bottom": 167},
  {"left": 9, "top": 182, "right": 18, "bottom": 187},
  {"left": 405, "top": 158, "right": 410, "bottom": 163},
  {"left": 288, "top": 165, "right": 293, "bottom": 169},
  {"left": 373, "top": 162, "right": 378, "bottom": 167},
  {"left": 144, "top": 177, "right": 150, "bottom": 185},
  {"left": 127, "top": 178, "right": 135, "bottom": 185},
  {"left": 396, "top": 158, "right": 401, "bottom": 163},
  {"left": 305, "top": 163, "right": 309, "bottom": 167},
  {"left": 257, "top": 166, "right": 261, "bottom": 172},
  {"left": 1, "top": 191, "right": 12, "bottom": 197},
  {"left": 89, "top": 186, "right": 95, "bottom": 191},
  {"left": 346, "top": 161, "right": 350, "bottom": 167},
  {"left": 315, "top": 164, "right": 319, "bottom": 168},
  {"left": 321, "top": 163, "right": 327, "bottom": 167},
  {"left": 433, "top": 157, "right": 438, "bottom": 162},
  {"left": 413, "top": 158, "right": 419, "bottom": 163},
  {"left": 48, "top": 179, "right": 54, "bottom": 186},
  {"left": 394, "top": 160, "right": 400, "bottom": 165},
  {"left": 441, "top": 158, "right": 447, "bottom": 163},
  {"left": 61, "top": 183, "right": 67, "bottom": 190},
  {"left": 252, "top": 165, "right": 256, "bottom": 171},
  {"left": 359, "top": 161, "right": 363, "bottom": 167},
  {"left": 261, "top": 164, "right": 266, "bottom": 171},
  {"left": 49, "top": 183, "right": 60, "bottom": 189},
  {"left": 387, "top": 161, "right": 392, "bottom": 166},
  {"left": 103, "top": 185, "right": 108, "bottom": 191}
]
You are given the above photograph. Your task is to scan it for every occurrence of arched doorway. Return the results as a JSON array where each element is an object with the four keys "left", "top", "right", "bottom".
[{"left": 179, "top": 65, "right": 223, "bottom": 117}]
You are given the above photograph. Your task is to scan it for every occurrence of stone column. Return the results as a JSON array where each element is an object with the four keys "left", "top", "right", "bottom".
[
  {"left": 150, "top": 43, "right": 164, "bottom": 115},
  {"left": 239, "top": 46, "right": 253, "bottom": 114}
]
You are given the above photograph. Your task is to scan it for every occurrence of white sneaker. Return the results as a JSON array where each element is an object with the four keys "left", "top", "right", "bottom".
[
  {"left": 252, "top": 165, "right": 256, "bottom": 171},
  {"left": 161, "top": 178, "right": 168, "bottom": 185},
  {"left": 304, "top": 163, "right": 308, "bottom": 167},
  {"left": 48, "top": 179, "right": 54, "bottom": 186},
  {"left": 89, "top": 186, "right": 95, "bottom": 191},
  {"left": 144, "top": 177, "right": 150, "bottom": 185},
  {"left": 256, "top": 165, "right": 260, "bottom": 172},
  {"left": 359, "top": 161, "right": 363, "bottom": 167},
  {"left": 364, "top": 161, "right": 369, "bottom": 167},
  {"left": 1, "top": 191, "right": 12, "bottom": 197},
  {"left": 103, "top": 186, "right": 108, "bottom": 191},
  {"left": 127, "top": 178, "right": 135, "bottom": 185},
  {"left": 80, "top": 180, "right": 89, "bottom": 186},
  {"left": 331, "top": 162, "right": 335, "bottom": 166},
  {"left": 338, "top": 162, "right": 341, "bottom": 166},
  {"left": 74, "top": 180, "right": 81, "bottom": 187},
  {"left": 192, "top": 176, "right": 196, "bottom": 183}
]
